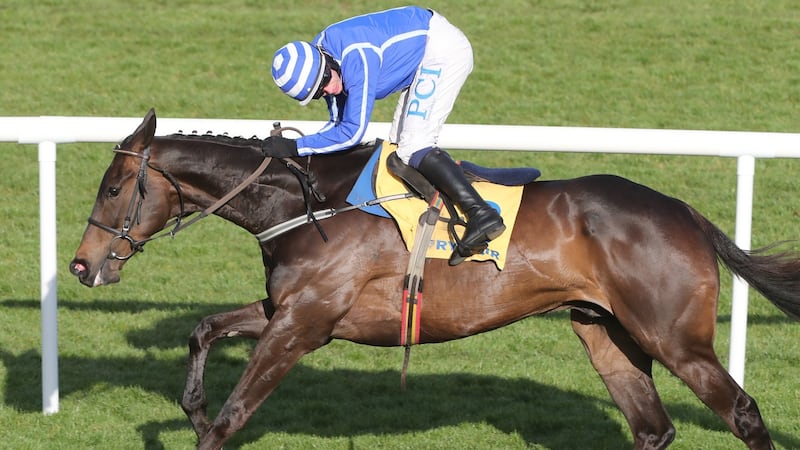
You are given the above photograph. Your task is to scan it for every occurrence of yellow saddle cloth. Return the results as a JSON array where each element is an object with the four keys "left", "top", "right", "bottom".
[{"left": 375, "top": 142, "right": 524, "bottom": 270}]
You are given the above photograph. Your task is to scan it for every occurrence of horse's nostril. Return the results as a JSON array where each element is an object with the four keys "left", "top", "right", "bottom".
[{"left": 70, "top": 261, "right": 87, "bottom": 276}]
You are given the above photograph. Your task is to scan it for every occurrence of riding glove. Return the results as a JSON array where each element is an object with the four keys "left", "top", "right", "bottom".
[{"left": 261, "top": 136, "right": 299, "bottom": 158}]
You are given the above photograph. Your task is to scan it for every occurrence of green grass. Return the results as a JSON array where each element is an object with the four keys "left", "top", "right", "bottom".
[{"left": 1, "top": 1, "right": 799, "bottom": 449}]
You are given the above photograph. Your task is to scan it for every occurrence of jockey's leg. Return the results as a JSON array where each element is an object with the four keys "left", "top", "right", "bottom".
[{"left": 411, "top": 147, "right": 505, "bottom": 265}]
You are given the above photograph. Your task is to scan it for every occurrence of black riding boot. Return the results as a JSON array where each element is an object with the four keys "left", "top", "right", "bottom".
[{"left": 415, "top": 148, "right": 506, "bottom": 265}]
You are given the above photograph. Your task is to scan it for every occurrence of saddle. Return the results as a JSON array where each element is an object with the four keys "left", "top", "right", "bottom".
[
  {"left": 346, "top": 140, "right": 540, "bottom": 270},
  {"left": 386, "top": 151, "right": 540, "bottom": 232},
  {"left": 387, "top": 150, "right": 541, "bottom": 199}
]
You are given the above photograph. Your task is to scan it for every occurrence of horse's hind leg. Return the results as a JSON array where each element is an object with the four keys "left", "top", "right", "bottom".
[
  {"left": 570, "top": 309, "right": 675, "bottom": 450},
  {"left": 181, "top": 300, "right": 270, "bottom": 439},
  {"left": 654, "top": 329, "right": 774, "bottom": 449}
]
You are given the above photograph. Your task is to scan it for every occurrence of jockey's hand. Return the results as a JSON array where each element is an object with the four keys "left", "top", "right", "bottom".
[{"left": 261, "top": 136, "right": 299, "bottom": 158}]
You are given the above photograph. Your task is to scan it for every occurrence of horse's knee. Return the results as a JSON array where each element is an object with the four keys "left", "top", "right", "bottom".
[
  {"left": 187, "top": 312, "right": 243, "bottom": 352},
  {"left": 188, "top": 316, "right": 216, "bottom": 352}
]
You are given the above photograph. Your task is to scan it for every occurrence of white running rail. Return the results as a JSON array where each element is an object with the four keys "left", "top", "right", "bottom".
[{"left": 2, "top": 115, "right": 800, "bottom": 414}]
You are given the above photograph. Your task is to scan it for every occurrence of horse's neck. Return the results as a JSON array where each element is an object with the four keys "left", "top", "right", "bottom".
[
  {"left": 154, "top": 137, "right": 287, "bottom": 232},
  {"left": 154, "top": 137, "right": 371, "bottom": 235}
]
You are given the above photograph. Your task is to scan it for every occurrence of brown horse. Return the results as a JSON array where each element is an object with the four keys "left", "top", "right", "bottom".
[{"left": 69, "top": 109, "right": 800, "bottom": 449}]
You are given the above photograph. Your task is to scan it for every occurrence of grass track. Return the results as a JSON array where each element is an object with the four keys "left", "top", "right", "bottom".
[{"left": 1, "top": 1, "right": 799, "bottom": 448}]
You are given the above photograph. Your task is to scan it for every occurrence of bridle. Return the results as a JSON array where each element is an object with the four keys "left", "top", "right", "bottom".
[
  {"left": 87, "top": 143, "right": 274, "bottom": 261},
  {"left": 87, "top": 145, "right": 162, "bottom": 260}
]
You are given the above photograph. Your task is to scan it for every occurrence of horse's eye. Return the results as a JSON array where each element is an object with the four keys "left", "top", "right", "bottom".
[{"left": 107, "top": 187, "right": 121, "bottom": 198}]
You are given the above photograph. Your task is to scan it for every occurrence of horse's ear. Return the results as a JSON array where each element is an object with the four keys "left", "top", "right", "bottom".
[
  {"left": 144, "top": 107, "right": 156, "bottom": 128},
  {"left": 118, "top": 108, "right": 157, "bottom": 151},
  {"left": 125, "top": 108, "right": 157, "bottom": 149},
  {"left": 139, "top": 108, "right": 157, "bottom": 147}
]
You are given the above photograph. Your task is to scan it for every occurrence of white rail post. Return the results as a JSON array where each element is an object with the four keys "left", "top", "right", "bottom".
[
  {"left": 728, "top": 154, "right": 755, "bottom": 387},
  {"left": 38, "top": 140, "right": 59, "bottom": 414}
]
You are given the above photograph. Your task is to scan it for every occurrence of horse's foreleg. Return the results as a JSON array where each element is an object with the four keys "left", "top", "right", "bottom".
[
  {"left": 570, "top": 309, "right": 675, "bottom": 450},
  {"left": 196, "top": 307, "right": 332, "bottom": 450},
  {"left": 182, "top": 300, "right": 270, "bottom": 440}
]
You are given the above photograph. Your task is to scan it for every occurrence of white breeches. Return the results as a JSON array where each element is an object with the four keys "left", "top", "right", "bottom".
[{"left": 389, "top": 11, "right": 474, "bottom": 164}]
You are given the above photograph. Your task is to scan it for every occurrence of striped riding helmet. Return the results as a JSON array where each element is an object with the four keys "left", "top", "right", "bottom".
[{"left": 271, "top": 41, "right": 326, "bottom": 106}]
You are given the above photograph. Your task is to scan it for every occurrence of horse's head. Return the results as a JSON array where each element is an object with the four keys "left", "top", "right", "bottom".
[{"left": 69, "top": 109, "right": 178, "bottom": 286}]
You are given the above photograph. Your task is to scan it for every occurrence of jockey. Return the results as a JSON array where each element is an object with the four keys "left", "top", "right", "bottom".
[{"left": 265, "top": 6, "right": 504, "bottom": 265}]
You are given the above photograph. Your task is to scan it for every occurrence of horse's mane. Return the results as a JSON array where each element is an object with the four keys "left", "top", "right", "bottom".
[
  {"left": 162, "top": 132, "right": 381, "bottom": 154},
  {"left": 151, "top": 132, "right": 379, "bottom": 164},
  {"left": 164, "top": 132, "right": 263, "bottom": 148}
]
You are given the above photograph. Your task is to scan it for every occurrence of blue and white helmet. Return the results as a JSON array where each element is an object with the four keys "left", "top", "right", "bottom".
[{"left": 271, "top": 41, "right": 326, "bottom": 106}]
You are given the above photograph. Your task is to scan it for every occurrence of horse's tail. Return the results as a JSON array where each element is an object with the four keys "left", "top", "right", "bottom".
[{"left": 688, "top": 206, "right": 800, "bottom": 321}]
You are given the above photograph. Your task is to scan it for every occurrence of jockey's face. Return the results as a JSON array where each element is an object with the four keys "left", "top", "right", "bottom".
[{"left": 320, "top": 69, "right": 343, "bottom": 97}]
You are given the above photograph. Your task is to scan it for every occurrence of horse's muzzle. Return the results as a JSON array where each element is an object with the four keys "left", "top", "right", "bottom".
[{"left": 69, "top": 258, "right": 120, "bottom": 287}]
